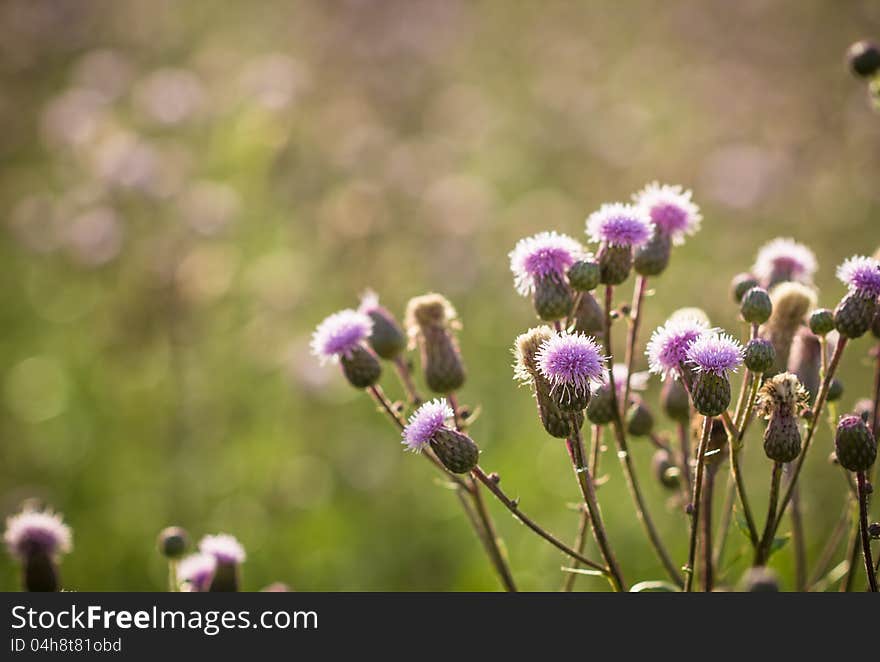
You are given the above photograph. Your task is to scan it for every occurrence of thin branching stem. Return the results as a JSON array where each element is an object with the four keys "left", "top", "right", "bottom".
[
  {"left": 856, "top": 471, "right": 878, "bottom": 592},
  {"left": 685, "top": 415, "right": 712, "bottom": 592}
]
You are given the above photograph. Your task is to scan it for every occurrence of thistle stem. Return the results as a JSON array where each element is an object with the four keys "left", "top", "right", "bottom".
[
  {"left": 621, "top": 275, "right": 647, "bottom": 416},
  {"left": 790, "top": 484, "right": 808, "bottom": 591},
  {"left": 392, "top": 356, "right": 422, "bottom": 405},
  {"left": 841, "top": 516, "right": 861, "bottom": 592},
  {"left": 603, "top": 285, "right": 683, "bottom": 587},
  {"left": 727, "top": 372, "right": 761, "bottom": 547},
  {"left": 168, "top": 560, "right": 178, "bottom": 592},
  {"left": 768, "top": 337, "right": 848, "bottom": 541},
  {"left": 677, "top": 421, "right": 693, "bottom": 498},
  {"left": 713, "top": 476, "right": 735, "bottom": 569},
  {"left": 684, "top": 415, "right": 712, "bottom": 592},
  {"left": 470, "top": 466, "right": 609, "bottom": 576},
  {"left": 562, "top": 424, "right": 602, "bottom": 592},
  {"left": 754, "top": 461, "right": 783, "bottom": 566},
  {"left": 701, "top": 466, "right": 716, "bottom": 591},
  {"left": 566, "top": 420, "right": 626, "bottom": 592},
  {"left": 469, "top": 477, "right": 518, "bottom": 592},
  {"left": 856, "top": 471, "right": 878, "bottom": 592}
]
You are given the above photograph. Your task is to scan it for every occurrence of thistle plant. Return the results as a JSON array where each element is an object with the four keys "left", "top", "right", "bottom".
[{"left": 4, "top": 505, "right": 72, "bottom": 592}]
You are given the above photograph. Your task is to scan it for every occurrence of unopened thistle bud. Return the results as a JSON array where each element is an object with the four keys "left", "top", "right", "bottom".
[
  {"left": 509, "top": 232, "right": 583, "bottom": 320},
  {"left": 572, "top": 291, "right": 604, "bottom": 335},
  {"left": 535, "top": 332, "right": 607, "bottom": 413},
  {"left": 200, "top": 534, "right": 246, "bottom": 592},
  {"left": 848, "top": 40, "right": 880, "bottom": 78},
  {"left": 567, "top": 260, "right": 600, "bottom": 292},
  {"left": 652, "top": 449, "right": 680, "bottom": 489},
  {"left": 744, "top": 338, "right": 776, "bottom": 375},
  {"left": 587, "top": 383, "right": 615, "bottom": 424},
  {"left": 586, "top": 203, "right": 653, "bottom": 285},
  {"left": 632, "top": 182, "right": 701, "bottom": 276},
  {"left": 358, "top": 291, "right": 406, "bottom": 359},
  {"left": 740, "top": 567, "right": 780, "bottom": 592},
  {"left": 809, "top": 309, "right": 835, "bottom": 336},
  {"left": 626, "top": 398, "right": 654, "bottom": 436},
  {"left": 402, "top": 399, "right": 479, "bottom": 473},
  {"left": 405, "top": 294, "right": 466, "bottom": 394},
  {"left": 311, "top": 309, "right": 381, "bottom": 388},
  {"left": 752, "top": 238, "right": 817, "bottom": 289},
  {"left": 827, "top": 378, "right": 844, "bottom": 402},
  {"left": 786, "top": 328, "right": 821, "bottom": 402},
  {"left": 686, "top": 332, "right": 744, "bottom": 417},
  {"left": 731, "top": 273, "right": 759, "bottom": 303},
  {"left": 835, "top": 415, "right": 877, "bottom": 472},
  {"left": 740, "top": 287, "right": 772, "bottom": 324},
  {"left": 587, "top": 364, "right": 646, "bottom": 424},
  {"left": 760, "top": 281, "right": 817, "bottom": 375},
  {"left": 757, "top": 373, "right": 809, "bottom": 463},
  {"left": 4, "top": 506, "right": 72, "bottom": 592},
  {"left": 514, "top": 327, "right": 584, "bottom": 438},
  {"left": 661, "top": 377, "right": 691, "bottom": 422},
  {"left": 834, "top": 256, "right": 880, "bottom": 339},
  {"left": 157, "top": 526, "right": 188, "bottom": 559}
]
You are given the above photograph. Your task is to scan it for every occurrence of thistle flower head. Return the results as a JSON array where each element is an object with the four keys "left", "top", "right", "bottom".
[
  {"left": 509, "top": 232, "right": 585, "bottom": 295},
  {"left": 4, "top": 507, "right": 72, "bottom": 560},
  {"left": 199, "top": 534, "right": 246, "bottom": 565},
  {"left": 513, "top": 326, "right": 554, "bottom": 384},
  {"left": 686, "top": 332, "right": 744, "bottom": 376},
  {"left": 585, "top": 203, "right": 653, "bottom": 248},
  {"left": 837, "top": 255, "right": 880, "bottom": 298},
  {"left": 756, "top": 372, "right": 810, "bottom": 418},
  {"left": 310, "top": 309, "right": 373, "bottom": 364},
  {"left": 633, "top": 182, "right": 701, "bottom": 245},
  {"left": 646, "top": 315, "right": 710, "bottom": 379},
  {"left": 178, "top": 553, "right": 216, "bottom": 592},
  {"left": 752, "top": 238, "right": 817, "bottom": 286},
  {"left": 402, "top": 398, "right": 454, "bottom": 452},
  {"left": 536, "top": 332, "right": 607, "bottom": 396}
]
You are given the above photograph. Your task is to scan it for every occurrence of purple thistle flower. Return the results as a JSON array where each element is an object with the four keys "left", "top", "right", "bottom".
[
  {"left": 837, "top": 255, "right": 880, "bottom": 298},
  {"left": 509, "top": 231, "right": 585, "bottom": 295},
  {"left": 585, "top": 203, "right": 653, "bottom": 248},
  {"left": 310, "top": 309, "right": 373, "bottom": 363},
  {"left": 178, "top": 553, "right": 216, "bottom": 592},
  {"left": 686, "top": 332, "right": 744, "bottom": 376},
  {"left": 536, "top": 332, "right": 607, "bottom": 396},
  {"left": 646, "top": 316, "right": 710, "bottom": 379},
  {"left": 4, "top": 508, "right": 72, "bottom": 560},
  {"left": 633, "top": 182, "right": 701, "bottom": 245},
  {"left": 752, "top": 238, "right": 817, "bottom": 286},
  {"left": 402, "top": 398, "right": 454, "bottom": 452},
  {"left": 199, "top": 534, "right": 246, "bottom": 565}
]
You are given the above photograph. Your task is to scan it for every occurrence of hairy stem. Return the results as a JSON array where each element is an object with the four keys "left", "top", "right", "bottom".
[
  {"left": 856, "top": 471, "right": 878, "bottom": 592},
  {"left": 790, "top": 483, "right": 807, "bottom": 591},
  {"left": 685, "top": 415, "right": 712, "bottom": 592},
  {"left": 393, "top": 356, "right": 422, "bottom": 405},
  {"left": 701, "top": 467, "right": 716, "bottom": 591},
  {"left": 604, "top": 285, "right": 683, "bottom": 587},
  {"left": 754, "top": 461, "right": 783, "bottom": 566},
  {"left": 622, "top": 275, "right": 647, "bottom": 416},
  {"left": 562, "top": 424, "right": 602, "bottom": 592}
]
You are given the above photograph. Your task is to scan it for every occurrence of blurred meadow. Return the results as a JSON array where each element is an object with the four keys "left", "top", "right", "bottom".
[{"left": 1, "top": 0, "right": 880, "bottom": 591}]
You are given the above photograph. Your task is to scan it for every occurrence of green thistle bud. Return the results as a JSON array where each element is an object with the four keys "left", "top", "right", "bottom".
[
  {"left": 634, "top": 231, "right": 672, "bottom": 276},
  {"left": 848, "top": 40, "right": 880, "bottom": 78},
  {"left": 661, "top": 378, "right": 691, "bottom": 423},
  {"left": 834, "top": 415, "right": 877, "bottom": 472},
  {"left": 740, "top": 287, "right": 772, "bottom": 324},
  {"left": 533, "top": 273, "right": 574, "bottom": 321},
  {"left": 340, "top": 345, "right": 382, "bottom": 389},
  {"left": 572, "top": 292, "right": 604, "bottom": 336},
  {"left": 763, "top": 412, "right": 802, "bottom": 462},
  {"left": 731, "top": 273, "right": 759, "bottom": 303},
  {"left": 430, "top": 428, "right": 480, "bottom": 474},
  {"left": 567, "top": 260, "right": 600, "bottom": 292},
  {"left": 537, "top": 379, "right": 585, "bottom": 437},
  {"left": 743, "top": 338, "right": 776, "bottom": 375},
  {"left": 626, "top": 399, "right": 654, "bottom": 437},
  {"left": 826, "top": 378, "right": 844, "bottom": 403},
  {"left": 597, "top": 244, "right": 632, "bottom": 285},
  {"left": 362, "top": 304, "right": 407, "bottom": 359},
  {"left": 157, "top": 526, "right": 188, "bottom": 560},
  {"left": 406, "top": 294, "right": 466, "bottom": 394},
  {"left": 692, "top": 372, "right": 731, "bottom": 417},
  {"left": 809, "top": 309, "right": 835, "bottom": 336},
  {"left": 652, "top": 449, "right": 680, "bottom": 490},
  {"left": 587, "top": 384, "right": 616, "bottom": 424},
  {"left": 834, "top": 291, "right": 878, "bottom": 339}
]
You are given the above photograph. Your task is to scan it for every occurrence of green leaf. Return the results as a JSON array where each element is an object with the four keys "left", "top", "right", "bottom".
[
  {"left": 767, "top": 534, "right": 791, "bottom": 558},
  {"left": 629, "top": 580, "right": 680, "bottom": 593}
]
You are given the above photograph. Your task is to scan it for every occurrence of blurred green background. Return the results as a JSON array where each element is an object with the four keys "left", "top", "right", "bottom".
[{"left": 1, "top": 0, "right": 879, "bottom": 591}]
